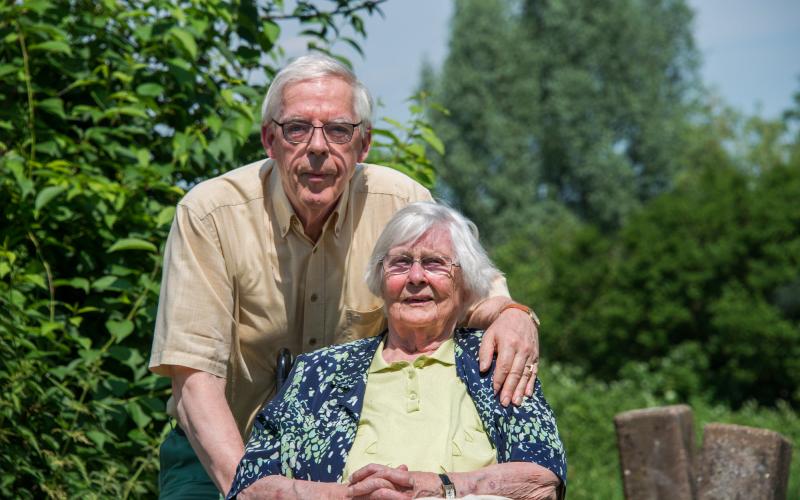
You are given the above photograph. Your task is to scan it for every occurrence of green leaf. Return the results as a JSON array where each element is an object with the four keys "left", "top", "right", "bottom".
[
  {"left": 91, "top": 276, "right": 117, "bottom": 291},
  {"left": 38, "top": 97, "right": 66, "bottom": 119},
  {"left": 86, "top": 430, "right": 110, "bottom": 449},
  {"left": 102, "top": 106, "right": 149, "bottom": 119},
  {"left": 29, "top": 40, "right": 72, "bottom": 55},
  {"left": 24, "top": 273, "right": 47, "bottom": 289},
  {"left": 156, "top": 206, "right": 176, "bottom": 227},
  {"left": 106, "top": 318, "right": 134, "bottom": 342},
  {"left": 136, "top": 83, "right": 164, "bottom": 97},
  {"left": 263, "top": 20, "right": 280, "bottom": 44},
  {"left": 419, "top": 126, "right": 445, "bottom": 155},
  {"left": 34, "top": 185, "right": 66, "bottom": 215},
  {"left": 127, "top": 400, "right": 152, "bottom": 429},
  {"left": 107, "top": 238, "right": 157, "bottom": 253},
  {"left": 170, "top": 27, "right": 197, "bottom": 60},
  {"left": 54, "top": 277, "right": 90, "bottom": 293},
  {"left": 0, "top": 64, "right": 16, "bottom": 78}
]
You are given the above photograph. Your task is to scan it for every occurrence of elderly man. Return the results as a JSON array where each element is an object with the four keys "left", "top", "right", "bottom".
[{"left": 149, "top": 54, "right": 541, "bottom": 498}]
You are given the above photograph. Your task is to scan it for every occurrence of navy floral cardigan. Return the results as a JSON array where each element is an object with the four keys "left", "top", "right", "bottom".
[{"left": 227, "top": 329, "right": 567, "bottom": 498}]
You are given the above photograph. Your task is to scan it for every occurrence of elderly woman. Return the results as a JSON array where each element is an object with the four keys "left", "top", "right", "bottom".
[{"left": 227, "top": 202, "right": 566, "bottom": 499}]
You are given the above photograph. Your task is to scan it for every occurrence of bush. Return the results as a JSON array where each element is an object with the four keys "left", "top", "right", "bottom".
[
  {"left": 0, "top": 0, "right": 443, "bottom": 496},
  {"left": 539, "top": 363, "right": 800, "bottom": 500},
  {"left": 499, "top": 159, "right": 800, "bottom": 408}
]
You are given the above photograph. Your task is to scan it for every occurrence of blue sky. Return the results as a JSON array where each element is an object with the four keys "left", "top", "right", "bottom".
[{"left": 281, "top": 0, "right": 800, "bottom": 124}]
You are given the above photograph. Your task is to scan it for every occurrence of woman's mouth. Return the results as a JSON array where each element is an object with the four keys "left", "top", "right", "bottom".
[{"left": 404, "top": 296, "right": 433, "bottom": 305}]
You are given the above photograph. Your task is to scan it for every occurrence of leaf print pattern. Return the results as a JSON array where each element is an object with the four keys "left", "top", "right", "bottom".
[{"left": 227, "top": 330, "right": 566, "bottom": 498}]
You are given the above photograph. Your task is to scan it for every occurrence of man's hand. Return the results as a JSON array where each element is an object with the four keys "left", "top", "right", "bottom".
[{"left": 476, "top": 305, "right": 539, "bottom": 407}]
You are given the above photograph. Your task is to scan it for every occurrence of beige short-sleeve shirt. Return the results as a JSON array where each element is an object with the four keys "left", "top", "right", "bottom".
[
  {"left": 148, "top": 159, "right": 509, "bottom": 436},
  {"left": 149, "top": 159, "right": 436, "bottom": 435}
]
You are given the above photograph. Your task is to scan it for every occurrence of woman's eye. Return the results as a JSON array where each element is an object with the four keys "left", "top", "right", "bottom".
[{"left": 423, "top": 257, "right": 447, "bottom": 267}]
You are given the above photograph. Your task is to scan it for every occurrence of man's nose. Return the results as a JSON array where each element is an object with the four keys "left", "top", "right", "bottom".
[{"left": 306, "top": 126, "right": 329, "bottom": 155}]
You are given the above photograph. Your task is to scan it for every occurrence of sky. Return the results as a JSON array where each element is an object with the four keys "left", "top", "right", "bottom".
[{"left": 280, "top": 0, "right": 800, "bottom": 124}]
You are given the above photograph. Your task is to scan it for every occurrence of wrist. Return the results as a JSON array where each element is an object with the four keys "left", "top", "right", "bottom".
[
  {"left": 413, "top": 472, "right": 445, "bottom": 498},
  {"left": 448, "top": 471, "right": 477, "bottom": 497},
  {"left": 499, "top": 302, "right": 540, "bottom": 327}
]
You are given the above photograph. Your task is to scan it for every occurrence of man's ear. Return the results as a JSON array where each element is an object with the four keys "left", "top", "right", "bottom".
[
  {"left": 262, "top": 124, "right": 276, "bottom": 158},
  {"left": 357, "top": 128, "right": 372, "bottom": 163}
]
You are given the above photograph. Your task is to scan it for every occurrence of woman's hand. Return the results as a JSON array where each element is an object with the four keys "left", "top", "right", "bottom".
[{"left": 348, "top": 464, "right": 440, "bottom": 499}]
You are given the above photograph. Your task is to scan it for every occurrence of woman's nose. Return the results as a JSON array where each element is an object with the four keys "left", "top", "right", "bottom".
[{"left": 406, "top": 260, "right": 428, "bottom": 283}]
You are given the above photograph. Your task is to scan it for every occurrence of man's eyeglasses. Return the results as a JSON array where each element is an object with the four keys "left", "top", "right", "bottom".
[
  {"left": 381, "top": 254, "right": 460, "bottom": 276},
  {"left": 272, "top": 119, "right": 362, "bottom": 144}
]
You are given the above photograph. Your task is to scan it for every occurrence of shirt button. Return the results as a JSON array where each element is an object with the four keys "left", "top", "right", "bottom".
[
  {"left": 409, "top": 393, "right": 417, "bottom": 400},
  {"left": 308, "top": 338, "right": 317, "bottom": 346},
  {"left": 310, "top": 293, "right": 318, "bottom": 302}
]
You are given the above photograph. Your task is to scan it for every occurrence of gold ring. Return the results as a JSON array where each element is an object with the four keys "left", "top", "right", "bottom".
[{"left": 523, "top": 364, "right": 534, "bottom": 376}]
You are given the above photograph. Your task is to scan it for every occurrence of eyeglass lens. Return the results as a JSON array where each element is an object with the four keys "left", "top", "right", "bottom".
[
  {"left": 280, "top": 121, "right": 357, "bottom": 144},
  {"left": 383, "top": 255, "right": 454, "bottom": 275}
]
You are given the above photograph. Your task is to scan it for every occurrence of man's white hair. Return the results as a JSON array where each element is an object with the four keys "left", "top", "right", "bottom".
[
  {"left": 261, "top": 53, "right": 373, "bottom": 133},
  {"left": 365, "top": 201, "right": 502, "bottom": 305}
]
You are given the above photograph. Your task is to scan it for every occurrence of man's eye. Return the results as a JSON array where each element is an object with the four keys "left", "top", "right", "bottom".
[
  {"left": 325, "top": 124, "right": 350, "bottom": 136},
  {"left": 285, "top": 122, "right": 311, "bottom": 135}
]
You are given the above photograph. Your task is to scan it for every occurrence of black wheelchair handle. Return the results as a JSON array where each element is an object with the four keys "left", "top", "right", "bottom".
[{"left": 276, "top": 347, "right": 293, "bottom": 391}]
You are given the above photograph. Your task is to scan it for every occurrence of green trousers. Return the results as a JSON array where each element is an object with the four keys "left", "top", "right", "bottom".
[{"left": 159, "top": 428, "right": 222, "bottom": 499}]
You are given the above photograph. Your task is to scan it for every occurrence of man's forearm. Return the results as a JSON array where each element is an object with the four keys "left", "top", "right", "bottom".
[
  {"left": 172, "top": 367, "right": 245, "bottom": 494},
  {"left": 465, "top": 296, "right": 514, "bottom": 329}
]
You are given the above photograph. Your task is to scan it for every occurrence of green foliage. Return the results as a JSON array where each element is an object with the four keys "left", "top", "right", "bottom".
[
  {"left": 498, "top": 152, "right": 800, "bottom": 408},
  {"left": 367, "top": 91, "right": 445, "bottom": 189},
  {"left": 540, "top": 363, "right": 800, "bottom": 499},
  {"left": 430, "top": 0, "right": 700, "bottom": 242},
  {"left": 0, "top": 0, "right": 444, "bottom": 497}
]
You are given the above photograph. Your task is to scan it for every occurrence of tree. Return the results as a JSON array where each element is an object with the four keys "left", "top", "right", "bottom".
[
  {"left": 495, "top": 144, "right": 800, "bottom": 408},
  {"left": 0, "top": 0, "right": 444, "bottom": 496},
  {"left": 431, "top": 0, "right": 700, "bottom": 242}
]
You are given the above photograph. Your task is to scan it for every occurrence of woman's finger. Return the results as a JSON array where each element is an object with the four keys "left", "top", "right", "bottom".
[
  {"left": 350, "top": 463, "right": 390, "bottom": 483},
  {"left": 349, "top": 477, "right": 396, "bottom": 497}
]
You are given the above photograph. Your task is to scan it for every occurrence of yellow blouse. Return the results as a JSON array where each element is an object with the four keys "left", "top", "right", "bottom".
[{"left": 342, "top": 337, "right": 497, "bottom": 480}]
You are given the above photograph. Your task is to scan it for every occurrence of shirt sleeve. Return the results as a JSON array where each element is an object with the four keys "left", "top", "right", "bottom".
[{"left": 148, "top": 203, "right": 235, "bottom": 378}]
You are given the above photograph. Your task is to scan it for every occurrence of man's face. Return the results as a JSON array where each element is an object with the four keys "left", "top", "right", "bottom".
[{"left": 262, "top": 77, "right": 371, "bottom": 224}]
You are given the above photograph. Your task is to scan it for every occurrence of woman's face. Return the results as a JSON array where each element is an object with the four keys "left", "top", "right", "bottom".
[{"left": 382, "top": 226, "right": 465, "bottom": 334}]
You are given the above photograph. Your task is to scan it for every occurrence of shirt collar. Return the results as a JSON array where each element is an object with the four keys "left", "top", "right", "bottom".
[
  {"left": 369, "top": 335, "right": 456, "bottom": 374},
  {"left": 269, "top": 159, "right": 355, "bottom": 239}
]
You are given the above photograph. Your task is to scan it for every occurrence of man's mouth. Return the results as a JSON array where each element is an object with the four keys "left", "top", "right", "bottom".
[
  {"left": 301, "top": 171, "right": 335, "bottom": 184},
  {"left": 303, "top": 172, "right": 330, "bottom": 180}
]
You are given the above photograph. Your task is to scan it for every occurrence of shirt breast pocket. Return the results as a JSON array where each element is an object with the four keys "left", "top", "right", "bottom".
[{"left": 337, "top": 306, "right": 385, "bottom": 343}]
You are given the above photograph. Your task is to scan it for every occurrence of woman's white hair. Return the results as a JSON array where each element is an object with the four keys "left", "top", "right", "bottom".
[
  {"left": 365, "top": 201, "right": 502, "bottom": 304},
  {"left": 261, "top": 53, "right": 373, "bottom": 133}
]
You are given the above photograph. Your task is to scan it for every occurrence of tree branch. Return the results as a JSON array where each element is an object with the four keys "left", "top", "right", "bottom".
[
  {"left": 266, "top": 0, "right": 387, "bottom": 21},
  {"left": 16, "top": 21, "right": 36, "bottom": 166}
]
